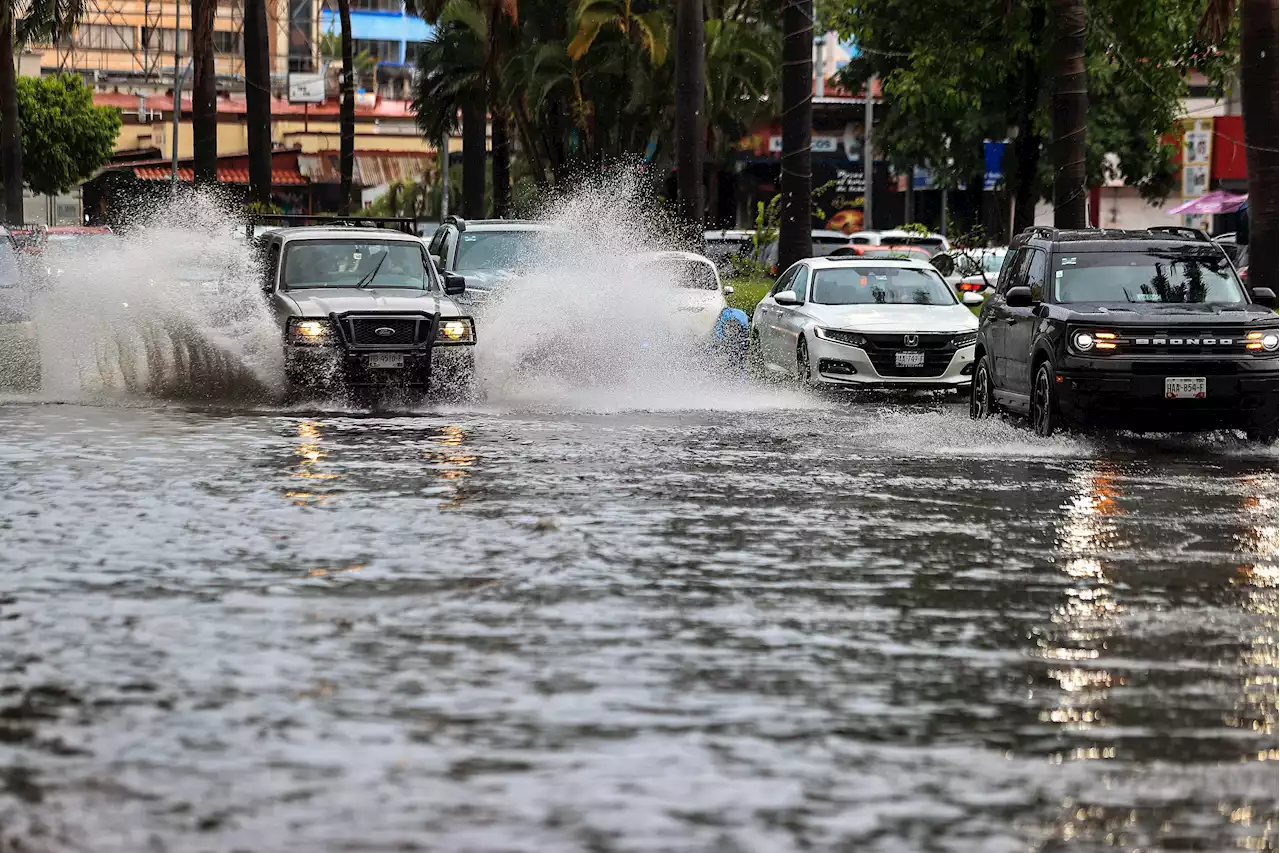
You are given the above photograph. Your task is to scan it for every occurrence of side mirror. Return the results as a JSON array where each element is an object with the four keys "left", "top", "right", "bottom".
[
  {"left": 723, "top": 285, "right": 736, "bottom": 296},
  {"left": 1005, "top": 285, "right": 1034, "bottom": 308},
  {"left": 774, "top": 291, "right": 799, "bottom": 306},
  {"left": 1251, "top": 286, "right": 1278, "bottom": 310},
  {"left": 931, "top": 253, "right": 956, "bottom": 277},
  {"left": 443, "top": 273, "right": 466, "bottom": 296},
  {"left": 961, "top": 291, "right": 984, "bottom": 306}
]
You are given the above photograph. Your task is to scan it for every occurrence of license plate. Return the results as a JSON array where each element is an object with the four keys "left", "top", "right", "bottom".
[
  {"left": 367, "top": 353, "right": 405, "bottom": 369},
  {"left": 895, "top": 351, "right": 926, "bottom": 368},
  {"left": 1165, "top": 376, "right": 1206, "bottom": 399}
]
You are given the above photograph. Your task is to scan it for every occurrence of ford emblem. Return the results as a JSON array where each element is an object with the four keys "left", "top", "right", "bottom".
[{"left": 374, "top": 326, "right": 396, "bottom": 337}]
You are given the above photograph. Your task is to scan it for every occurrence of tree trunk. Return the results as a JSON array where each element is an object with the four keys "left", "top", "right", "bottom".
[
  {"left": 338, "top": 0, "right": 356, "bottom": 214},
  {"left": 1240, "top": 0, "right": 1277, "bottom": 290},
  {"left": 491, "top": 113, "right": 510, "bottom": 217},
  {"left": 191, "top": 0, "right": 218, "bottom": 185},
  {"left": 1010, "top": 5, "right": 1045, "bottom": 234},
  {"left": 0, "top": 13, "right": 22, "bottom": 225},
  {"left": 244, "top": 0, "right": 272, "bottom": 206},
  {"left": 1050, "top": 0, "right": 1087, "bottom": 228},
  {"left": 461, "top": 97, "right": 486, "bottom": 218},
  {"left": 675, "top": 0, "right": 705, "bottom": 240},
  {"left": 777, "top": 0, "right": 813, "bottom": 270}
]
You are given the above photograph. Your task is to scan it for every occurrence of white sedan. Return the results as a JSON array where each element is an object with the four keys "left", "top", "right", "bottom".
[
  {"left": 749, "top": 256, "right": 982, "bottom": 391},
  {"left": 632, "top": 250, "right": 733, "bottom": 336}
]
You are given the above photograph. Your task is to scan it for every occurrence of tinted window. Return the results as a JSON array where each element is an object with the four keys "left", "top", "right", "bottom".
[
  {"left": 995, "top": 249, "right": 1022, "bottom": 293},
  {"left": 793, "top": 266, "right": 809, "bottom": 302},
  {"left": 1052, "top": 249, "right": 1245, "bottom": 304},
  {"left": 454, "top": 230, "right": 561, "bottom": 272},
  {"left": 771, "top": 265, "right": 801, "bottom": 296},
  {"left": 427, "top": 228, "right": 447, "bottom": 257},
  {"left": 1026, "top": 250, "right": 1047, "bottom": 301},
  {"left": 282, "top": 240, "right": 433, "bottom": 290},
  {"left": 811, "top": 266, "right": 958, "bottom": 306}
]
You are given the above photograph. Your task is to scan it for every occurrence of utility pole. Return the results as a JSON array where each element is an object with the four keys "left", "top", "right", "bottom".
[{"left": 863, "top": 75, "right": 874, "bottom": 230}]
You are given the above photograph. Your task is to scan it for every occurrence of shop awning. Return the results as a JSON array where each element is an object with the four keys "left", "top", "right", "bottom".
[{"left": 132, "top": 166, "right": 309, "bottom": 185}]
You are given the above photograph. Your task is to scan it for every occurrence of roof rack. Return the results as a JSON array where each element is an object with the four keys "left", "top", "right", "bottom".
[
  {"left": 1146, "top": 225, "right": 1210, "bottom": 242},
  {"left": 1022, "top": 226, "right": 1059, "bottom": 241},
  {"left": 444, "top": 215, "right": 467, "bottom": 232},
  {"left": 245, "top": 214, "right": 417, "bottom": 239}
]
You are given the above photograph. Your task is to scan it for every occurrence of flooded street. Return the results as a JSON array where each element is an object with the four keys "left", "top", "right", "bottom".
[{"left": 0, "top": 398, "right": 1275, "bottom": 852}]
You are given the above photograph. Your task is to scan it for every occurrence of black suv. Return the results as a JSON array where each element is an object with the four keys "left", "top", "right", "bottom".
[{"left": 970, "top": 226, "right": 1279, "bottom": 441}]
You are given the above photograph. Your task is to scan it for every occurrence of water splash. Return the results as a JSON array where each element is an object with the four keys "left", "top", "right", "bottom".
[
  {"left": 474, "top": 171, "right": 813, "bottom": 413},
  {"left": 2, "top": 190, "right": 280, "bottom": 403}
]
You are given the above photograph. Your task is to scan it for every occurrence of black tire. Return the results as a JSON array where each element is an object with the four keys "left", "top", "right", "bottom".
[
  {"left": 1245, "top": 407, "right": 1279, "bottom": 444},
  {"left": 795, "top": 335, "right": 811, "bottom": 383},
  {"left": 969, "top": 355, "right": 995, "bottom": 419},
  {"left": 1030, "top": 361, "right": 1060, "bottom": 437},
  {"left": 747, "top": 327, "right": 766, "bottom": 377}
]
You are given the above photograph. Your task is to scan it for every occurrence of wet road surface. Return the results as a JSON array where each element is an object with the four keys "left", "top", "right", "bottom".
[{"left": 0, "top": 400, "right": 1275, "bottom": 852}]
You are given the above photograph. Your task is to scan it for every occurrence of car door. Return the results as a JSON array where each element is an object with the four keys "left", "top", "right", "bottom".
[
  {"left": 1004, "top": 248, "right": 1047, "bottom": 397},
  {"left": 757, "top": 265, "right": 800, "bottom": 367},
  {"left": 779, "top": 265, "right": 812, "bottom": 370},
  {"left": 984, "top": 247, "right": 1029, "bottom": 389}
]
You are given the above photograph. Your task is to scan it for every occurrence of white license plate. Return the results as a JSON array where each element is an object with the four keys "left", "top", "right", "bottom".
[
  {"left": 895, "top": 351, "right": 926, "bottom": 368},
  {"left": 1165, "top": 376, "right": 1206, "bottom": 399},
  {"left": 367, "top": 353, "right": 405, "bottom": 369}
]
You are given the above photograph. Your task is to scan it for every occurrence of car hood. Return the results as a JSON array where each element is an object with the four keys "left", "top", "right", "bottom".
[
  {"left": 1054, "top": 301, "right": 1275, "bottom": 325},
  {"left": 808, "top": 303, "right": 978, "bottom": 333},
  {"left": 285, "top": 288, "right": 459, "bottom": 316}
]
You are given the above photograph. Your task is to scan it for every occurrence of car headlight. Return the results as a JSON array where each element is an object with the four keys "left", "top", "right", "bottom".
[
  {"left": 435, "top": 317, "right": 475, "bottom": 344},
  {"left": 1246, "top": 330, "right": 1279, "bottom": 352},
  {"left": 1070, "top": 329, "right": 1116, "bottom": 353},
  {"left": 950, "top": 332, "right": 977, "bottom": 348},
  {"left": 1072, "top": 331, "right": 1094, "bottom": 351},
  {"left": 814, "top": 327, "right": 865, "bottom": 347},
  {"left": 287, "top": 318, "right": 336, "bottom": 345}
]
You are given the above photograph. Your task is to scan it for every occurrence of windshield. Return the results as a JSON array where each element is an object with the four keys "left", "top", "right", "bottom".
[
  {"left": 640, "top": 259, "right": 719, "bottom": 290},
  {"left": 704, "top": 239, "right": 752, "bottom": 263},
  {"left": 1052, "top": 250, "right": 1245, "bottom": 304},
  {"left": 283, "top": 240, "right": 433, "bottom": 290},
  {"left": 45, "top": 234, "right": 116, "bottom": 251},
  {"left": 455, "top": 230, "right": 556, "bottom": 272},
  {"left": 812, "top": 266, "right": 958, "bottom": 306}
]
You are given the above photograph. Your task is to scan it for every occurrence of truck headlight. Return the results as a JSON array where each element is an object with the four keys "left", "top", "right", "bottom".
[
  {"left": 288, "top": 318, "right": 335, "bottom": 345},
  {"left": 435, "top": 318, "right": 475, "bottom": 344},
  {"left": 1248, "top": 331, "right": 1279, "bottom": 352}
]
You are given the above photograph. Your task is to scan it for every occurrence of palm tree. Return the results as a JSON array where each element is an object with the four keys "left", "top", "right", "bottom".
[
  {"left": 244, "top": 0, "right": 272, "bottom": 206},
  {"left": 338, "top": 0, "right": 355, "bottom": 213},
  {"left": 1200, "top": 0, "right": 1276, "bottom": 290},
  {"left": 674, "top": 0, "right": 703, "bottom": 235},
  {"left": 1049, "top": 0, "right": 1086, "bottom": 228},
  {"left": 777, "top": 0, "right": 812, "bottom": 270},
  {"left": 191, "top": 0, "right": 217, "bottom": 185},
  {"left": 0, "top": 0, "right": 85, "bottom": 223},
  {"left": 703, "top": 19, "right": 776, "bottom": 225}
]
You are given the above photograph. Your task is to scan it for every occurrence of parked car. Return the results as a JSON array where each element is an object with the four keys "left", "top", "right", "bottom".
[
  {"left": 749, "top": 255, "right": 982, "bottom": 392},
  {"left": 703, "top": 229, "right": 756, "bottom": 273},
  {"left": 756, "top": 230, "right": 854, "bottom": 275},
  {"left": 632, "top": 250, "right": 733, "bottom": 336},
  {"left": 426, "top": 217, "right": 570, "bottom": 306},
  {"left": 931, "top": 247, "right": 1009, "bottom": 295},
  {"left": 970, "top": 225, "right": 1278, "bottom": 441},
  {"left": 846, "top": 229, "right": 951, "bottom": 252},
  {"left": 254, "top": 219, "right": 476, "bottom": 401}
]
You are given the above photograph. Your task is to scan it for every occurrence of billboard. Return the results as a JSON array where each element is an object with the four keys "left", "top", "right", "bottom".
[{"left": 288, "top": 73, "right": 326, "bottom": 104}]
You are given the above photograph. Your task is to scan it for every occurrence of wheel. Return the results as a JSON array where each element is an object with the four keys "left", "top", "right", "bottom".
[
  {"left": 1245, "top": 406, "right": 1279, "bottom": 444},
  {"left": 746, "top": 327, "right": 766, "bottom": 377},
  {"left": 969, "top": 355, "right": 995, "bottom": 419},
  {"left": 1030, "top": 361, "right": 1060, "bottom": 437},
  {"left": 795, "top": 335, "right": 811, "bottom": 383}
]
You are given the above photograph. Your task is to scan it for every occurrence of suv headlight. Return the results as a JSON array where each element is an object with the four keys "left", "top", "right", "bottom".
[
  {"left": 1246, "top": 330, "right": 1279, "bottom": 352},
  {"left": 950, "top": 332, "right": 977, "bottom": 348},
  {"left": 435, "top": 317, "right": 475, "bottom": 344},
  {"left": 287, "top": 318, "right": 336, "bottom": 345},
  {"left": 1070, "top": 329, "right": 1116, "bottom": 353}
]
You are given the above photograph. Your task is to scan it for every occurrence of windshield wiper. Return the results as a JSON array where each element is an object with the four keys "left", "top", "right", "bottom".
[{"left": 354, "top": 254, "right": 387, "bottom": 289}]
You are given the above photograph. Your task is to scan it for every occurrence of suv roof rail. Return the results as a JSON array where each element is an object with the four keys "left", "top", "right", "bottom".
[
  {"left": 245, "top": 214, "right": 417, "bottom": 238},
  {"left": 1146, "top": 225, "right": 1210, "bottom": 242},
  {"left": 1021, "top": 226, "right": 1058, "bottom": 241},
  {"left": 444, "top": 215, "right": 467, "bottom": 232}
]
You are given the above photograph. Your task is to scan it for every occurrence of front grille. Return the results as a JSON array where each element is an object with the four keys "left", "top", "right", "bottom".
[
  {"left": 866, "top": 350, "right": 954, "bottom": 377},
  {"left": 1106, "top": 327, "right": 1256, "bottom": 357},
  {"left": 861, "top": 333, "right": 953, "bottom": 350},
  {"left": 339, "top": 315, "right": 431, "bottom": 348}
]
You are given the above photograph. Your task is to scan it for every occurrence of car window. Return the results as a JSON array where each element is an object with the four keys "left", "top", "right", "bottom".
[
  {"left": 427, "top": 227, "right": 447, "bottom": 259},
  {"left": 266, "top": 241, "right": 281, "bottom": 290},
  {"left": 995, "top": 249, "right": 1020, "bottom": 294},
  {"left": 793, "top": 266, "right": 809, "bottom": 302},
  {"left": 813, "top": 235, "right": 852, "bottom": 251},
  {"left": 1051, "top": 249, "right": 1246, "bottom": 304},
  {"left": 999, "top": 248, "right": 1031, "bottom": 294},
  {"left": 454, "top": 230, "right": 561, "bottom": 272},
  {"left": 1026, "top": 249, "right": 1047, "bottom": 302},
  {"left": 282, "top": 240, "right": 435, "bottom": 290},
  {"left": 851, "top": 236, "right": 872, "bottom": 244},
  {"left": 771, "top": 265, "right": 800, "bottom": 296},
  {"left": 811, "top": 266, "right": 958, "bottom": 306}
]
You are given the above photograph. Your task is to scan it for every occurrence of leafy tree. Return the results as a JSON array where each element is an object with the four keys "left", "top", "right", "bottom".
[
  {"left": 704, "top": 18, "right": 777, "bottom": 222},
  {"left": 830, "top": 0, "right": 1236, "bottom": 232},
  {"left": 16, "top": 74, "right": 121, "bottom": 197},
  {"left": 1, "top": 0, "right": 85, "bottom": 222}
]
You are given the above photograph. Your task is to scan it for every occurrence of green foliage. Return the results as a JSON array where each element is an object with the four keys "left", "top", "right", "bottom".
[
  {"left": 725, "top": 275, "right": 773, "bottom": 312},
  {"left": 17, "top": 74, "right": 121, "bottom": 197},
  {"left": 832, "top": 0, "right": 1238, "bottom": 205},
  {"left": 244, "top": 201, "right": 283, "bottom": 215}
]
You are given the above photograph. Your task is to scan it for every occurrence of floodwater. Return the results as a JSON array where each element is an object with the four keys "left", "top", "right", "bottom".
[{"left": 0, "top": 397, "right": 1275, "bottom": 853}]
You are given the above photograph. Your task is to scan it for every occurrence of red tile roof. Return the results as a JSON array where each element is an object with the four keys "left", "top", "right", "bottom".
[
  {"left": 94, "top": 90, "right": 418, "bottom": 119},
  {"left": 133, "top": 165, "right": 308, "bottom": 184}
]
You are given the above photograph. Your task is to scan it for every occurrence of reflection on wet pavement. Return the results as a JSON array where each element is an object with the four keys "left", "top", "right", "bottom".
[{"left": 0, "top": 402, "right": 1274, "bottom": 852}]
